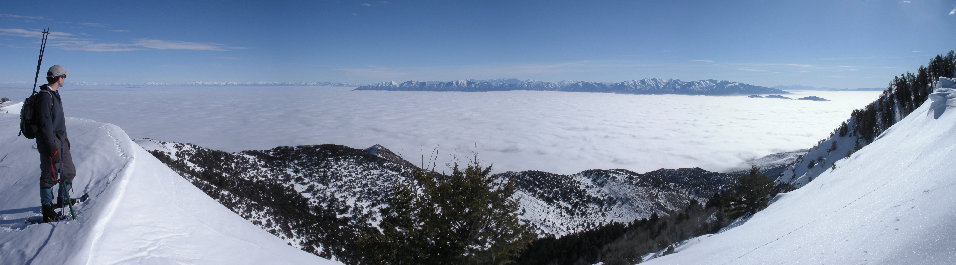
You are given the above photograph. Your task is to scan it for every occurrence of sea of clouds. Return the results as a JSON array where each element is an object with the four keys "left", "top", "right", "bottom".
[{"left": 0, "top": 86, "right": 881, "bottom": 174}]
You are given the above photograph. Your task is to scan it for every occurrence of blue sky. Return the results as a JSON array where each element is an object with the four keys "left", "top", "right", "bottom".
[{"left": 1, "top": 0, "right": 954, "bottom": 88}]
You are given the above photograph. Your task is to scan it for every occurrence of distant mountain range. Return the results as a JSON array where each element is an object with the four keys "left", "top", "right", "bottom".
[
  {"left": 356, "top": 78, "right": 787, "bottom": 95},
  {"left": 772, "top": 85, "right": 884, "bottom": 91}
]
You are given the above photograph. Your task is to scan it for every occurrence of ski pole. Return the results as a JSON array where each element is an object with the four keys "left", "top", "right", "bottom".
[
  {"left": 31, "top": 28, "right": 49, "bottom": 93},
  {"left": 66, "top": 185, "right": 76, "bottom": 220}
]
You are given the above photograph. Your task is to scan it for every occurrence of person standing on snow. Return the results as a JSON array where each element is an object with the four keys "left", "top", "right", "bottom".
[{"left": 36, "top": 65, "right": 77, "bottom": 222}]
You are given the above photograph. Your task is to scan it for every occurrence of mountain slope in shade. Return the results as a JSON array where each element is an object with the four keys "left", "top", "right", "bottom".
[{"left": 643, "top": 78, "right": 956, "bottom": 264}]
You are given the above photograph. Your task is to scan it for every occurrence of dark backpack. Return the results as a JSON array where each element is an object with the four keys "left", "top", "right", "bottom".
[{"left": 19, "top": 90, "right": 52, "bottom": 139}]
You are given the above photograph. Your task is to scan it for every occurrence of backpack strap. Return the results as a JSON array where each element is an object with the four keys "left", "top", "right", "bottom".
[{"left": 37, "top": 90, "right": 54, "bottom": 121}]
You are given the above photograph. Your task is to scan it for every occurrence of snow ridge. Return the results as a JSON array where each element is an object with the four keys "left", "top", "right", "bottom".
[
  {"left": 81, "top": 124, "right": 136, "bottom": 265},
  {"left": 0, "top": 112, "right": 335, "bottom": 264}
]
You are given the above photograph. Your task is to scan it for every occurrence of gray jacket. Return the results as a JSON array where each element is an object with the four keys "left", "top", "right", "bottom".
[{"left": 36, "top": 84, "right": 68, "bottom": 155}]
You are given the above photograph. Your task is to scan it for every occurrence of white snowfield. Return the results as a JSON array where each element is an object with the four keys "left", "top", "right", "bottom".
[
  {"left": 645, "top": 79, "right": 956, "bottom": 264},
  {"left": 0, "top": 106, "right": 338, "bottom": 264}
]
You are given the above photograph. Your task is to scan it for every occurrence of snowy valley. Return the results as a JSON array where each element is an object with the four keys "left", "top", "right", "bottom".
[{"left": 136, "top": 139, "right": 762, "bottom": 261}]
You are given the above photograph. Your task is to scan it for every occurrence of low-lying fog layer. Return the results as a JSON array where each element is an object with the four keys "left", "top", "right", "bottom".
[{"left": 0, "top": 86, "right": 881, "bottom": 174}]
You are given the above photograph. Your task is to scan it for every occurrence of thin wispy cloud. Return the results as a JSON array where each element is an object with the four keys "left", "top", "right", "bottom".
[
  {"left": 135, "top": 39, "right": 239, "bottom": 51},
  {"left": 692, "top": 59, "right": 715, "bottom": 63},
  {"left": 0, "top": 28, "right": 73, "bottom": 38},
  {"left": 0, "top": 27, "right": 42, "bottom": 37},
  {"left": 80, "top": 22, "right": 109, "bottom": 28},
  {"left": 1, "top": 27, "right": 241, "bottom": 52},
  {"left": 0, "top": 13, "right": 43, "bottom": 21},
  {"left": 362, "top": 2, "right": 372, "bottom": 7},
  {"left": 51, "top": 40, "right": 138, "bottom": 52},
  {"left": 76, "top": 21, "right": 132, "bottom": 33},
  {"left": 833, "top": 65, "right": 859, "bottom": 72},
  {"left": 738, "top": 68, "right": 769, "bottom": 72},
  {"left": 950, "top": 7, "right": 956, "bottom": 15}
]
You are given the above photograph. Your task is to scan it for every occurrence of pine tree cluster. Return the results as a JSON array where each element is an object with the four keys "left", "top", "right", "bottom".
[
  {"left": 851, "top": 51, "right": 955, "bottom": 144},
  {"left": 515, "top": 199, "right": 723, "bottom": 265},
  {"left": 515, "top": 166, "right": 779, "bottom": 265},
  {"left": 356, "top": 161, "right": 534, "bottom": 265},
  {"left": 721, "top": 166, "right": 777, "bottom": 220}
]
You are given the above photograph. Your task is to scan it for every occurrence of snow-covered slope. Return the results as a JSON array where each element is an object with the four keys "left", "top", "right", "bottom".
[
  {"left": 0, "top": 106, "right": 336, "bottom": 264},
  {"left": 644, "top": 79, "right": 956, "bottom": 264}
]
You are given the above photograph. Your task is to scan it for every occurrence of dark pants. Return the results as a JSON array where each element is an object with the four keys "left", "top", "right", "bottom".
[{"left": 39, "top": 140, "right": 75, "bottom": 189}]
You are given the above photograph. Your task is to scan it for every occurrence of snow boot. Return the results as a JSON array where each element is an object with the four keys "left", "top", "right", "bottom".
[
  {"left": 40, "top": 187, "right": 61, "bottom": 222},
  {"left": 41, "top": 204, "right": 58, "bottom": 222}
]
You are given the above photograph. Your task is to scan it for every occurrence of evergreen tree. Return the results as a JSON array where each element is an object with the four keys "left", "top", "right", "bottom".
[
  {"left": 916, "top": 66, "right": 930, "bottom": 104},
  {"left": 880, "top": 94, "right": 895, "bottom": 129},
  {"left": 944, "top": 50, "right": 956, "bottom": 78},
  {"left": 854, "top": 103, "right": 878, "bottom": 143},
  {"left": 724, "top": 166, "right": 775, "bottom": 220},
  {"left": 838, "top": 121, "right": 849, "bottom": 137},
  {"left": 357, "top": 160, "right": 533, "bottom": 265},
  {"left": 893, "top": 75, "right": 912, "bottom": 115},
  {"left": 928, "top": 51, "right": 956, "bottom": 79}
]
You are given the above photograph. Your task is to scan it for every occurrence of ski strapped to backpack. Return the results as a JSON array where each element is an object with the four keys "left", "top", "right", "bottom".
[{"left": 18, "top": 28, "right": 50, "bottom": 139}]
